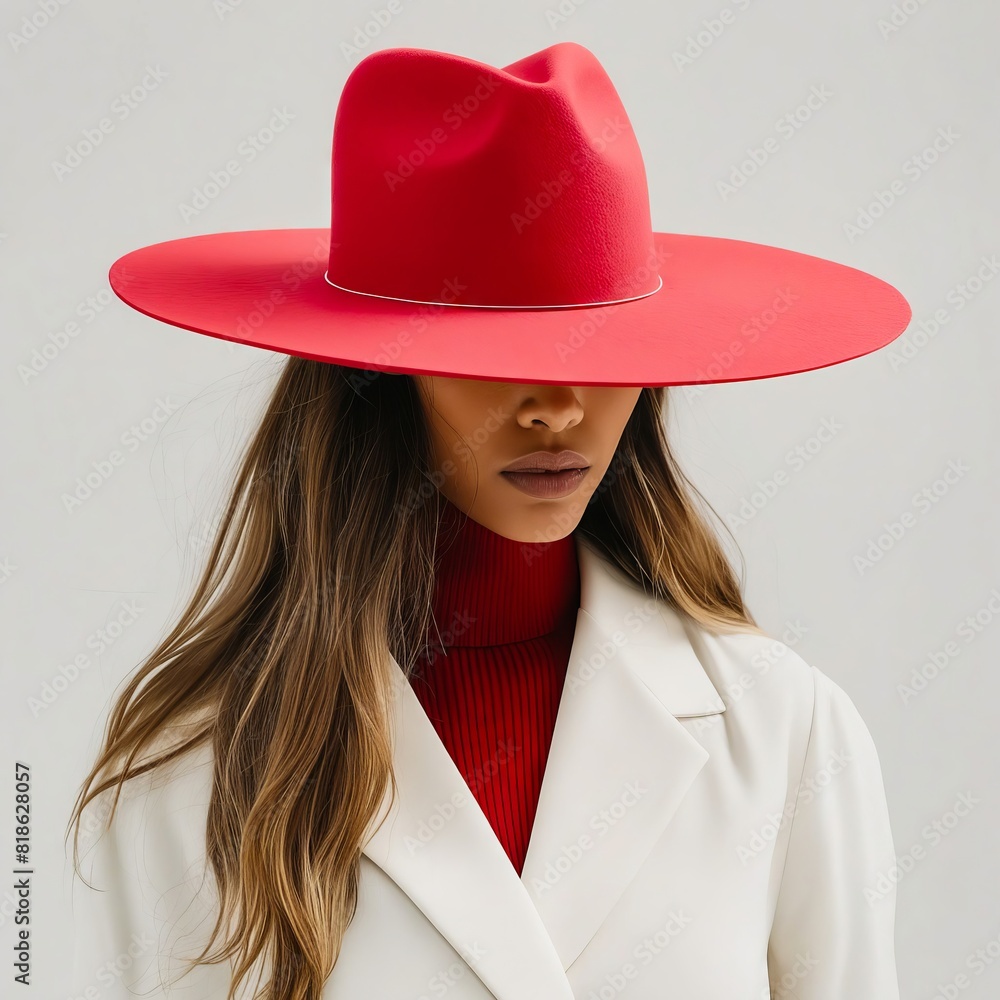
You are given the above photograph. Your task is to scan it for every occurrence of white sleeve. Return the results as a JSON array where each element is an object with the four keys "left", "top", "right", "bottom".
[
  {"left": 766, "top": 664, "right": 900, "bottom": 1000},
  {"left": 67, "top": 755, "right": 236, "bottom": 1000}
]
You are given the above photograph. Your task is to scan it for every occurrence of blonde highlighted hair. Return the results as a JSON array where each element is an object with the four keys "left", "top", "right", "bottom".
[{"left": 66, "top": 356, "right": 763, "bottom": 1000}]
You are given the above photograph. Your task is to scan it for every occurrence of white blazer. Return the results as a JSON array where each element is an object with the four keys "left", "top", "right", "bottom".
[{"left": 69, "top": 534, "right": 900, "bottom": 999}]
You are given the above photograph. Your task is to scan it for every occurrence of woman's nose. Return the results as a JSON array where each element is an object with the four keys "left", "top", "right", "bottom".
[{"left": 513, "top": 386, "right": 584, "bottom": 432}]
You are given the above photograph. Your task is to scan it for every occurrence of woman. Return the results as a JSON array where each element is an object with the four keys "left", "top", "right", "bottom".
[{"left": 66, "top": 41, "right": 910, "bottom": 1000}]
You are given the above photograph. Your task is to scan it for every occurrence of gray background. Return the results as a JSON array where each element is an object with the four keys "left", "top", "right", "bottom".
[{"left": 2, "top": 1, "right": 998, "bottom": 997}]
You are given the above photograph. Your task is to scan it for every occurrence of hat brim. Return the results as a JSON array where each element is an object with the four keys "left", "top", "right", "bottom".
[{"left": 109, "top": 228, "right": 910, "bottom": 387}]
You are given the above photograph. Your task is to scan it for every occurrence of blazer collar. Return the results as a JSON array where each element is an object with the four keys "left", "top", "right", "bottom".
[{"left": 361, "top": 533, "right": 727, "bottom": 1000}]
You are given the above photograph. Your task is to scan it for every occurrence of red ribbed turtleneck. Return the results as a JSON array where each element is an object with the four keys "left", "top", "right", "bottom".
[{"left": 408, "top": 497, "right": 581, "bottom": 876}]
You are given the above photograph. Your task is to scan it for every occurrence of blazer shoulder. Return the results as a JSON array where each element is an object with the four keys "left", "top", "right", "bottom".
[
  {"left": 70, "top": 729, "right": 226, "bottom": 999},
  {"left": 677, "top": 615, "right": 852, "bottom": 757},
  {"left": 676, "top": 614, "right": 883, "bottom": 782},
  {"left": 76, "top": 727, "right": 216, "bottom": 883},
  {"left": 678, "top": 613, "right": 819, "bottom": 717}
]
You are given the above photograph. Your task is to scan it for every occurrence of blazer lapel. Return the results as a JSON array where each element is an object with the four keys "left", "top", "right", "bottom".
[
  {"left": 360, "top": 533, "right": 727, "bottom": 1000},
  {"left": 361, "top": 653, "right": 575, "bottom": 1000},
  {"left": 518, "top": 535, "right": 727, "bottom": 971}
]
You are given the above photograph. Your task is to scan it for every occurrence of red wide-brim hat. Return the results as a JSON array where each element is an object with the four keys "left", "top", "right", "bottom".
[{"left": 109, "top": 42, "right": 911, "bottom": 387}]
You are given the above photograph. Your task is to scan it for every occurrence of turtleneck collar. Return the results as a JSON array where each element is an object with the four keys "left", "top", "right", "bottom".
[{"left": 428, "top": 496, "right": 581, "bottom": 648}]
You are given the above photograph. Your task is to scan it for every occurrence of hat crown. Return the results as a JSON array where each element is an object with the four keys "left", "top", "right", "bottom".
[{"left": 327, "top": 43, "right": 660, "bottom": 307}]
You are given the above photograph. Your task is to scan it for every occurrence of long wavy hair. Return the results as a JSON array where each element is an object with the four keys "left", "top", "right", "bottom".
[{"left": 65, "top": 355, "right": 764, "bottom": 1000}]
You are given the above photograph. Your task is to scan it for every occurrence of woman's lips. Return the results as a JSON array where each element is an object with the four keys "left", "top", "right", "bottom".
[{"left": 499, "top": 467, "right": 588, "bottom": 498}]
